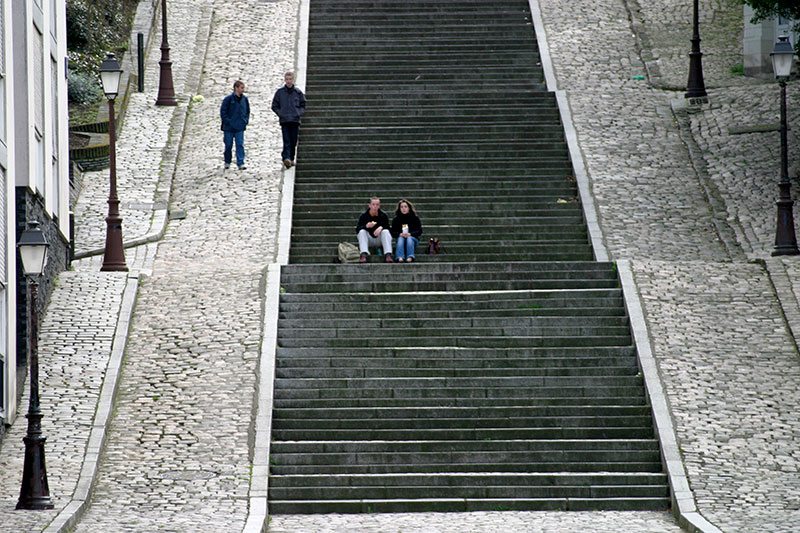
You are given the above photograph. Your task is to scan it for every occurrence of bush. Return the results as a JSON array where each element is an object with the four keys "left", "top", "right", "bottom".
[{"left": 67, "top": 69, "right": 102, "bottom": 105}]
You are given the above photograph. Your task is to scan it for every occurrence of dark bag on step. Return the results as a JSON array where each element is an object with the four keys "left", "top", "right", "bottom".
[{"left": 425, "top": 238, "right": 443, "bottom": 255}]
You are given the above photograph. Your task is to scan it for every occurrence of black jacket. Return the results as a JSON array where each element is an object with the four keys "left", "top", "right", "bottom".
[
  {"left": 390, "top": 212, "right": 423, "bottom": 239},
  {"left": 271, "top": 85, "right": 306, "bottom": 124},
  {"left": 356, "top": 209, "right": 390, "bottom": 237}
]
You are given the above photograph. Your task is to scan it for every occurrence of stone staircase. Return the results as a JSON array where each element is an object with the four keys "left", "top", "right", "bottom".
[
  {"left": 268, "top": 0, "right": 669, "bottom": 514},
  {"left": 289, "top": 0, "right": 591, "bottom": 264}
]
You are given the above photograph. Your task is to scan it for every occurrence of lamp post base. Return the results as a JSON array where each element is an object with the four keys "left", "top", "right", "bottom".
[
  {"left": 155, "top": 55, "right": 177, "bottom": 106},
  {"left": 772, "top": 247, "right": 800, "bottom": 256},
  {"left": 101, "top": 215, "right": 128, "bottom": 272},
  {"left": 773, "top": 198, "right": 800, "bottom": 256},
  {"left": 16, "top": 413, "right": 53, "bottom": 510}
]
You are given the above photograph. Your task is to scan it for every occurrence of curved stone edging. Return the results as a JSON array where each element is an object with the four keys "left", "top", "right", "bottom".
[
  {"left": 43, "top": 4, "right": 215, "bottom": 532},
  {"left": 617, "top": 260, "right": 723, "bottom": 533},
  {"left": 530, "top": 0, "right": 722, "bottom": 530},
  {"left": 72, "top": 5, "right": 214, "bottom": 261},
  {"left": 527, "top": 0, "right": 608, "bottom": 263},
  {"left": 243, "top": 0, "right": 308, "bottom": 530},
  {"left": 42, "top": 274, "right": 140, "bottom": 533}
]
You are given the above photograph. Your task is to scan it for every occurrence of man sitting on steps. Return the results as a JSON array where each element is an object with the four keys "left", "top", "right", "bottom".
[{"left": 356, "top": 197, "right": 393, "bottom": 263}]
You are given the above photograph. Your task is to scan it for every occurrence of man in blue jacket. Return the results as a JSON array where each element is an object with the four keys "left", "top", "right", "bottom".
[
  {"left": 271, "top": 72, "right": 306, "bottom": 169},
  {"left": 220, "top": 80, "right": 250, "bottom": 170}
]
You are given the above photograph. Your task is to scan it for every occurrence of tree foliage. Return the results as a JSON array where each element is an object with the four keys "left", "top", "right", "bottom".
[
  {"left": 66, "top": 0, "right": 139, "bottom": 76},
  {"left": 743, "top": 0, "right": 800, "bottom": 51}
]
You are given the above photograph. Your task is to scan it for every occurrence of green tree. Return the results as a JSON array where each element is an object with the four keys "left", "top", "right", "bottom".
[
  {"left": 743, "top": 0, "right": 800, "bottom": 52},
  {"left": 66, "top": 0, "right": 139, "bottom": 74}
]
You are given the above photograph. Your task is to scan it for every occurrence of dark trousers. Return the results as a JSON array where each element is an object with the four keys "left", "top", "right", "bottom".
[{"left": 281, "top": 122, "right": 300, "bottom": 162}]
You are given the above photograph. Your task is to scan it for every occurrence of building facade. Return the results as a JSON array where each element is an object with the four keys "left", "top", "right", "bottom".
[
  {"left": 0, "top": 0, "right": 70, "bottom": 438},
  {"left": 744, "top": 7, "right": 798, "bottom": 77}
]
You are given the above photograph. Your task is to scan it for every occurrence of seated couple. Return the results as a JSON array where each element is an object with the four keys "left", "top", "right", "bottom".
[{"left": 356, "top": 197, "right": 423, "bottom": 263}]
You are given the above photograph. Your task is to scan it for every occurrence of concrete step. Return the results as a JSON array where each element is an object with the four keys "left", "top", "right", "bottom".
[
  {"left": 291, "top": 230, "right": 586, "bottom": 241},
  {"left": 300, "top": 108, "right": 559, "bottom": 120},
  {"left": 270, "top": 472, "right": 667, "bottom": 488},
  {"left": 271, "top": 447, "right": 660, "bottom": 467},
  {"left": 295, "top": 169, "right": 573, "bottom": 179},
  {"left": 268, "top": 496, "right": 669, "bottom": 514},
  {"left": 279, "top": 299, "right": 626, "bottom": 314},
  {"left": 276, "top": 342, "right": 634, "bottom": 355},
  {"left": 284, "top": 260, "right": 611, "bottom": 271},
  {"left": 273, "top": 374, "right": 643, "bottom": 390},
  {"left": 279, "top": 315, "right": 629, "bottom": 328},
  {"left": 274, "top": 405, "right": 651, "bottom": 419},
  {"left": 299, "top": 139, "right": 569, "bottom": 150},
  {"left": 283, "top": 278, "right": 617, "bottom": 296},
  {"left": 270, "top": 460, "right": 663, "bottom": 476},
  {"left": 303, "top": 82, "right": 547, "bottom": 94},
  {"left": 276, "top": 353, "right": 635, "bottom": 368},
  {"left": 272, "top": 427, "right": 658, "bottom": 442},
  {"left": 269, "top": 485, "right": 668, "bottom": 503},
  {"left": 271, "top": 439, "right": 659, "bottom": 453},
  {"left": 289, "top": 251, "right": 597, "bottom": 265},
  {"left": 280, "top": 262, "right": 612, "bottom": 280},
  {"left": 276, "top": 368, "right": 637, "bottom": 381},
  {"left": 293, "top": 160, "right": 572, "bottom": 171}
]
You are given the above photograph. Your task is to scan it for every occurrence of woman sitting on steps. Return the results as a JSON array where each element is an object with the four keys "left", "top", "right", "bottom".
[{"left": 390, "top": 199, "right": 423, "bottom": 263}]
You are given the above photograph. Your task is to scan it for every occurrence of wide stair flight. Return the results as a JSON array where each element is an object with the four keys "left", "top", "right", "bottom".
[{"left": 269, "top": 0, "right": 670, "bottom": 514}]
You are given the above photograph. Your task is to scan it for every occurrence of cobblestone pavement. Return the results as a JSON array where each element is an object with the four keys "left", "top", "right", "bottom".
[
  {"left": 71, "top": 0, "right": 201, "bottom": 255},
  {"left": 688, "top": 85, "right": 800, "bottom": 258},
  {"left": 0, "top": 270, "right": 128, "bottom": 533},
  {"left": 540, "top": 0, "right": 731, "bottom": 262},
  {"left": 632, "top": 261, "right": 800, "bottom": 532},
  {"left": 71, "top": 0, "right": 296, "bottom": 531},
  {"left": 540, "top": 0, "right": 800, "bottom": 531},
  {"left": 631, "top": 0, "right": 756, "bottom": 90}
]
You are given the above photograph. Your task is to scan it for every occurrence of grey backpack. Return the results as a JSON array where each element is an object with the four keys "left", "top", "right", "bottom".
[{"left": 338, "top": 242, "right": 361, "bottom": 263}]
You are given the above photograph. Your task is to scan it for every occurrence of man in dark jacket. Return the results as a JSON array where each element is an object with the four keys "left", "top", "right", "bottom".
[
  {"left": 220, "top": 80, "right": 250, "bottom": 170},
  {"left": 271, "top": 71, "right": 306, "bottom": 169},
  {"left": 356, "top": 197, "right": 393, "bottom": 263}
]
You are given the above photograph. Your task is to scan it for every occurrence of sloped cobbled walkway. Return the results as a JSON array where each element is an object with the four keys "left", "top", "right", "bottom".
[
  {"left": 542, "top": 0, "right": 800, "bottom": 531},
  {"left": 71, "top": 0, "right": 297, "bottom": 531}
]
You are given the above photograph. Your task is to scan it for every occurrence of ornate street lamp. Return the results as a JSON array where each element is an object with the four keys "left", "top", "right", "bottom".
[
  {"left": 155, "top": 0, "right": 177, "bottom": 106},
  {"left": 771, "top": 35, "right": 799, "bottom": 256},
  {"left": 685, "top": 0, "right": 708, "bottom": 102},
  {"left": 99, "top": 53, "right": 128, "bottom": 271},
  {"left": 16, "top": 221, "right": 53, "bottom": 510}
]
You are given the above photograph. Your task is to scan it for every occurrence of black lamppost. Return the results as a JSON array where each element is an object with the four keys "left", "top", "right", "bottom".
[
  {"left": 685, "top": 0, "right": 708, "bottom": 101},
  {"left": 16, "top": 221, "right": 53, "bottom": 510},
  {"left": 771, "top": 35, "right": 800, "bottom": 256},
  {"left": 99, "top": 53, "right": 128, "bottom": 271},
  {"left": 155, "top": 0, "right": 177, "bottom": 106}
]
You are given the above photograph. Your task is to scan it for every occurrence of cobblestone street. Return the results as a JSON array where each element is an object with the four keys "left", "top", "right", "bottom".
[
  {"left": 1, "top": 0, "right": 800, "bottom": 531},
  {"left": 73, "top": 0, "right": 296, "bottom": 531},
  {"left": 540, "top": 0, "right": 800, "bottom": 530}
]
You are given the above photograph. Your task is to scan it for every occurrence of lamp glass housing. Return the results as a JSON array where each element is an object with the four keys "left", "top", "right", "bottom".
[
  {"left": 17, "top": 222, "right": 49, "bottom": 276},
  {"left": 771, "top": 35, "right": 795, "bottom": 79},
  {"left": 99, "top": 52, "right": 123, "bottom": 99}
]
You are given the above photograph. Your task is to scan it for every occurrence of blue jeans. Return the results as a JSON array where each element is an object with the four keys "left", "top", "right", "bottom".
[
  {"left": 224, "top": 130, "right": 245, "bottom": 166},
  {"left": 281, "top": 123, "right": 300, "bottom": 162},
  {"left": 395, "top": 236, "right": 419, "bottom": 260}
]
